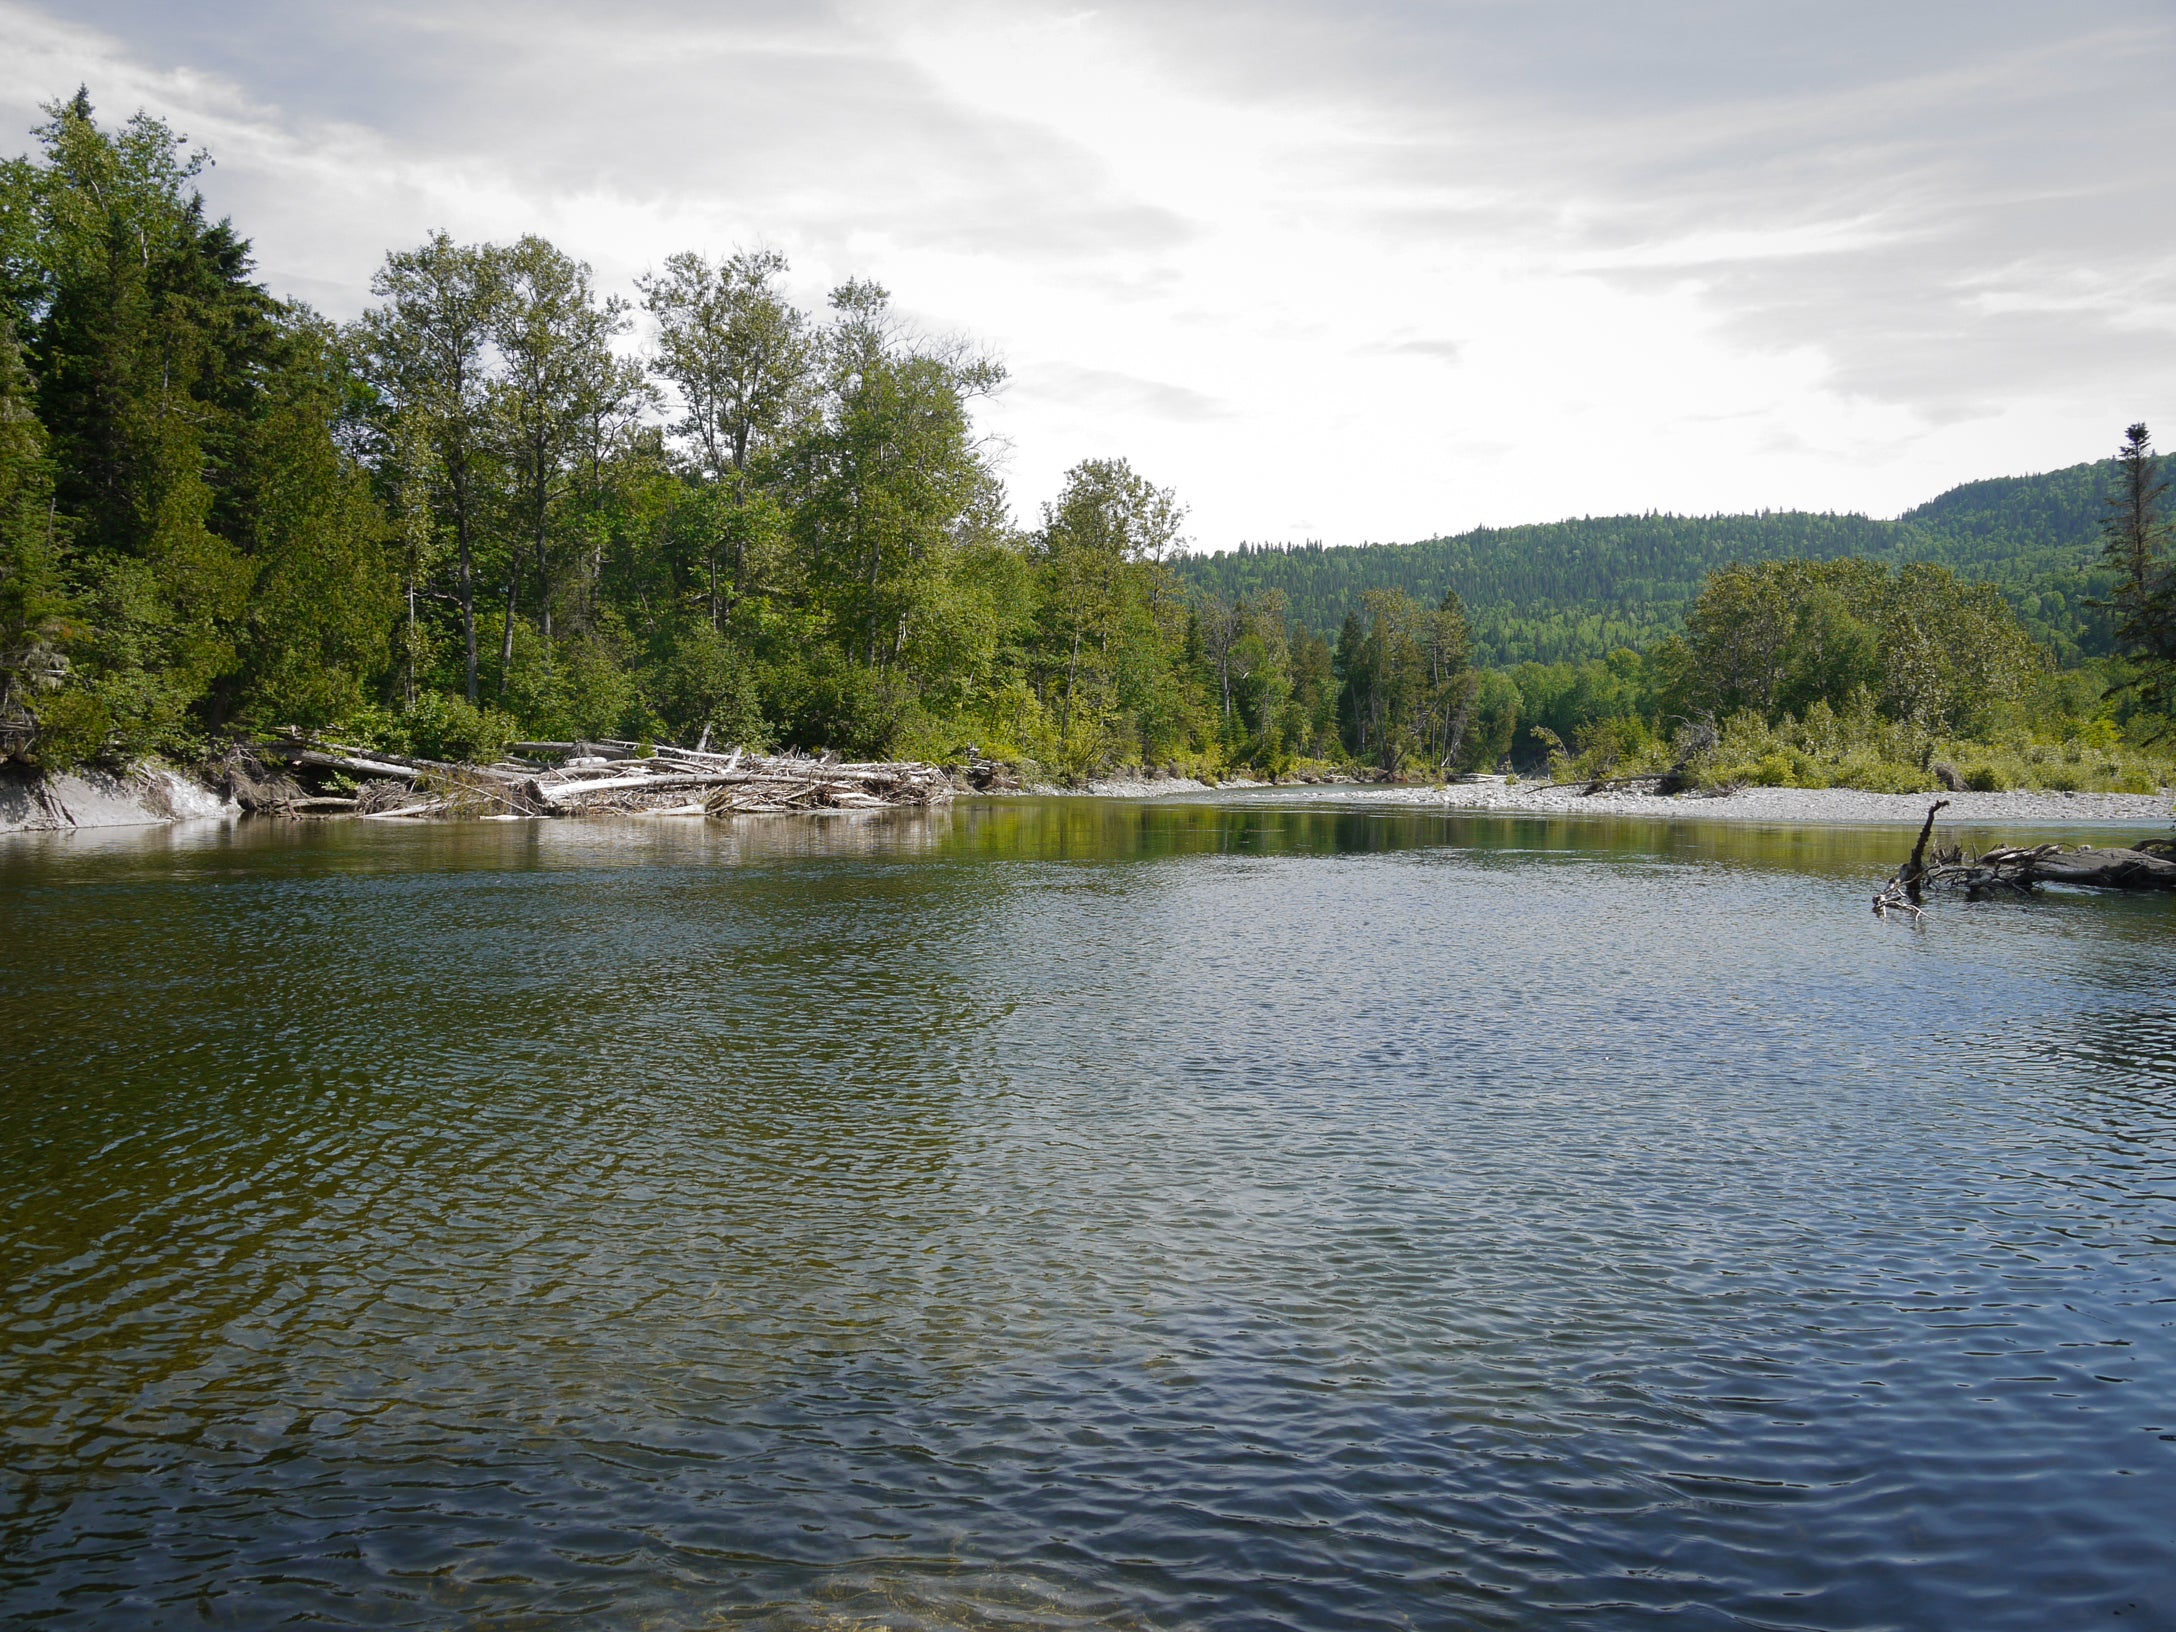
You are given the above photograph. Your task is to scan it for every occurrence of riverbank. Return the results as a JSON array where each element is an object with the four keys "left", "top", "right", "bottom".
[
  {"left": 1066, "top": 777, "right": 2174, "bottom": 827},
  {"left": 0, "top": 764, "right": 237, "bottom": 833},
  {"left": 0, "top": 738, "right": 963, "bottom": 834},
  {"left": 9, "top": 757, "right": 2170, "bottom": 836}
]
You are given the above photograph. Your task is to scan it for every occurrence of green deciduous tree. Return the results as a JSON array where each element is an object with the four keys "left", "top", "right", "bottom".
[
  {"left": 491, "top": 235, "right": 645, "bottom": 663},
  {"left": 1679, "top": 557, "right": 2043, "bottom": 735},
  {"left": 640, "top": 248, "right": 809, "bottom": 622},
  {"left": 1031, "top": 457, "right": 1185, "bottom": 769},
  {"left": 787, "top": 281, "right": 1006, "bottom": 748},
  {"left": 357, "top": 231, "right": 505, "bottom": 703}
]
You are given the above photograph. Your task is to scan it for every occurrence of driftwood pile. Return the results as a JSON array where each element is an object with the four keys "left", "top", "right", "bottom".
[
  {"left": 232, "top": 734, "right": 960, "bottom": 822},
  {"left": 1874, "top": 799, "right": 2176, "bottom": 918}
]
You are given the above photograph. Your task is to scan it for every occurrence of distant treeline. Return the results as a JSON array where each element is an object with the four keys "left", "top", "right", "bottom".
[
  {"left": 1177, "top": 465, "right": 2120, "bottom": 669},
  {"left": 2, "top": 93, "right": 2170, "bottom": 789}
]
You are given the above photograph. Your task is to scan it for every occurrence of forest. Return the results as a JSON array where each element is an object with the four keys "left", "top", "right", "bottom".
[
  {"left": 1176, "top": 462, "right": 2120, "bottom": 668},
  {"left": 3, "top": 95, "right": 2174, "bottom": 795}
]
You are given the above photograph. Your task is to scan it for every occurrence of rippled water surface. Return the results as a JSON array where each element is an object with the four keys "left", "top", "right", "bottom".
[{"left": 4, "top": 798, "right": 2175, "bottom": 1630}]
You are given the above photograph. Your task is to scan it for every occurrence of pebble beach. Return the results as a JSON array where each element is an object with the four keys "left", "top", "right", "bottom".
[{"left": 1073, "top": 775, "right": 2175, "bottom": 828}]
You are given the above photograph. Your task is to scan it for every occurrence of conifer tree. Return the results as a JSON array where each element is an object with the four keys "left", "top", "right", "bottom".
[{"left": 2100, "top": 423, "right": 2174, "bottom": 720}]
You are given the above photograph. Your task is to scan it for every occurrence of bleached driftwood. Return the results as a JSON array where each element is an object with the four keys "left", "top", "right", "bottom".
[{"left": 240, "top": 733, "right": 957, "bottom": 822}]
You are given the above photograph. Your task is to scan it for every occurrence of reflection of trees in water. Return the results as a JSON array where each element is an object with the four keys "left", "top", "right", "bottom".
[{"left": 921, "top": 795, "right": 1941, "bottom": 877}]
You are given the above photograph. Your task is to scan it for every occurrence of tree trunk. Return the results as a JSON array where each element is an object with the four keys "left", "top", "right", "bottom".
[
  {"left": 534, "top": 515, "right": 552, "bottom": 645},
  {"left": 1064, "top": 626, "right": 1081, "bottom": 733},
  {"left": 457, "top": 525, "right": 478, "bottom": 704},
  {"left": 498, "top": 565, "right": 518, "bottom": 698}
]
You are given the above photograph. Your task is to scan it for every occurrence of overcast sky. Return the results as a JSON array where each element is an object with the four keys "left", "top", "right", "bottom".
[{"left": 4, "top": 1, "right": 2172, "bottom": 550}]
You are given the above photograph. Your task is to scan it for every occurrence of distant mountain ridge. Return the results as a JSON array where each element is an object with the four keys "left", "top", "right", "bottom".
[{"left": 1173, "top": 460, "right": 2119, "bottom": 667}]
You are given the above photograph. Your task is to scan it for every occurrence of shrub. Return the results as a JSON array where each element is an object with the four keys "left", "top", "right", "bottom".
[
  {"left": 400, "top": 691, "right": 517, "bottom": 763},
  {"left": 1830, "top": 754, "right": 1937, "bottom": 794},
  {"left": 1964, "top": 765, "right": 2006, "bottom": 792},
  {"left": 27, "top": 689, "right": 110, "bottom": 771},
  {"left": 644, "top": 624, "right": 766, "bottom": 749}
]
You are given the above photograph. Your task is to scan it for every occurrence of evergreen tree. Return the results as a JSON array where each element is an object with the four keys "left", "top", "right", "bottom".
[
  {"left": 0, "top": 315, "right": 84, "bottom": 762},
  {"left": 226, "top": 313, "right": 394, "bottom": 727},
  {"left": 2100, "top": 423, "right": 2175, "bottom": 720},
  {"left": 2, "top": 92, "right": 260, "bottom": 755}
]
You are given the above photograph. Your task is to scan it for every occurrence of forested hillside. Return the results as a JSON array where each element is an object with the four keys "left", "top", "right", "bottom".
[{"left": 1175, "top": 464, "right": 2120, "bottom": 666}]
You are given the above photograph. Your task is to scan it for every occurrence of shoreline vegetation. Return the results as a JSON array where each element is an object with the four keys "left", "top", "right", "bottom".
[{"left": 4, "top": 96, "right": 2176, "bottom": 826}]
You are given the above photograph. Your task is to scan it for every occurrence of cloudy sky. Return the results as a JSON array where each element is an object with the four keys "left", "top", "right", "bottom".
[{"left": 4, "top": 1, "right": 2172, "bottom": 549}]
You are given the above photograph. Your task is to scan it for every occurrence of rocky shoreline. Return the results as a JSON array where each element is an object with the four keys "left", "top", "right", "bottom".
[
  {"left": 7, "top": 759, "right": 2171, "bottom": 837},
  {"left": 1064, "top": 777, "right": 2175, "bottom": 827}
]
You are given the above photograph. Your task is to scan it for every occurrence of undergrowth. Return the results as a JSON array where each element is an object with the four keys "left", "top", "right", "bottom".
[{"left": 1547, "top": 699, "right": 2174, "bottom": 794}]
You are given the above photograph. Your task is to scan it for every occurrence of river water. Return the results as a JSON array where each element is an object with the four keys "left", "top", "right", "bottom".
[{"left": 3, "top": 798, "right": 2173, "bottom": 1630}]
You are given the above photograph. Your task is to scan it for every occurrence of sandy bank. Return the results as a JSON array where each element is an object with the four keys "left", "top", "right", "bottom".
[
  {"left": 1055, "top": 778, "right": 2174, "bottom": 828},
  {"left": 0, "top": 764, "right": 237, "bottom": 834}
]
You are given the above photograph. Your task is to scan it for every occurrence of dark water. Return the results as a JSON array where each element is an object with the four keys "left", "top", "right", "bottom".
[{"left": 3, "top": 798, "right": 2174, "bottom": 1631}]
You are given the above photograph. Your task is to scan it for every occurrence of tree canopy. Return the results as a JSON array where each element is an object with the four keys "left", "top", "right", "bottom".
[{"left": 0, "top": 94, "right": 2163, "bottom": 789}]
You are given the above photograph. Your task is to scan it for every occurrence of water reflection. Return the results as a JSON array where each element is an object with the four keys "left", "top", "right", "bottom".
[{"left": 2, "top": 799, "right": 2172, "bottom": 1630}]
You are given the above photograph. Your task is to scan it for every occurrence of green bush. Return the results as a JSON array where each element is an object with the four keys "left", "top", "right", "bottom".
[
  {"left": 1964, "top": 765, "right": 2006, "bottom": 792},
  {"left": 27, "top": 689, "right": 110, "bottom": 771},
  {"left": 1739, "top": 752, "right": 1789, "bottom": 787},
  {"left": 646, "top": 624, "right": 766, "bottom": 749},
  {"left": 1828, "top": 754, "right": 1936, "bottom": 794},
  {"left": 399, "top": 692, "right": 517, "bottom": 763}
]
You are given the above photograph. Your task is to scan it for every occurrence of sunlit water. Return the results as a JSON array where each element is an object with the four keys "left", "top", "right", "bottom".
[{"left": 3, "top": 798, "right": 2173, "bottom": 1631}]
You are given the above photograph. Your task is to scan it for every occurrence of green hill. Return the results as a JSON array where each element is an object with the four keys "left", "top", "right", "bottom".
[{"left": 1174, "top": 461, "right": 2120, "bottom": 666}]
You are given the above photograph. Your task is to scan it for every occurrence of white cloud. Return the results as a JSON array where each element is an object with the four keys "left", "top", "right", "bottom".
[{"left": 3, "top": 0, "right": 2171, "bottom": 548}]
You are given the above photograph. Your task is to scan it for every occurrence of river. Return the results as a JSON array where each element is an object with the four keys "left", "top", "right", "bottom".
[{"left": 3, "top": 798, "right": 2173, "bottom": 1630}]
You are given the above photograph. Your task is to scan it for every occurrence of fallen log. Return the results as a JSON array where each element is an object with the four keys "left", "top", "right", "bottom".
[
  {"left": 1876, "top": 801, "right": 2176, "bottom": 916},
  {"left": 533, "top": 771, "right": 744, "bottom": 806},
  {"left": 360, "top": 800, "right": 450, "bottom": 821},
  {"left": 1580, "top": 772, "right": 1673, "bottom": 795},
  {"left": 243, "top": 730, "right": 952, "bottom": 823},
  {"left": 277, "top": 748, "right": 422, "bottom": 781},
  {"left": 1954, "top": 845, "right": 2176, "bottom": 893}
]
